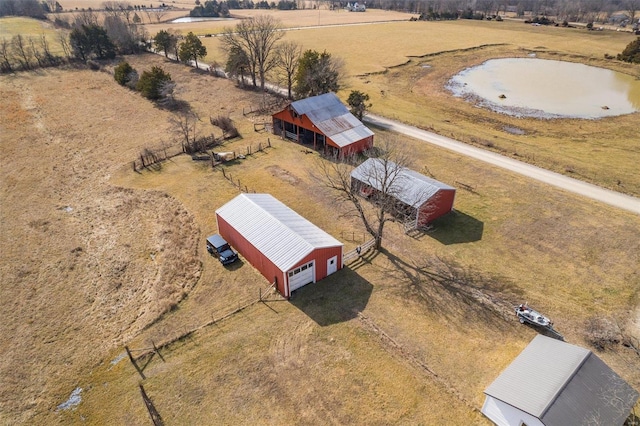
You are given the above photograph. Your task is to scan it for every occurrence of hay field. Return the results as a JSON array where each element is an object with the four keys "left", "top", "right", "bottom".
[
  {"left": 0, "top": 54, "right": 632, "bottom": 424},
  {"left": 0, "top": 54, "right": 282, "bottom": 423},
  {"left": 191, "top": 17, "right": 639, "bottom": 194},
  {"left": 1, "top": 16, "right": 639, "bottom": 424},
  {"left": 78, "top": 119, "right": 640, "bottom": 424}
]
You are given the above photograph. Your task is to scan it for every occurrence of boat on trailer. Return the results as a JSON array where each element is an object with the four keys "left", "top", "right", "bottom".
[{"left": 515, "top": 303, "right": 563, "bottom": 339}]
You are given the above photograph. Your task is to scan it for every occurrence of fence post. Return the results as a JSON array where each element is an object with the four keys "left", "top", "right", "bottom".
[
  {"left": 125, "top": 346, "right": 146, "bottom": 380},
  {"left": 267, "top": 138, "right": 271, "bottom": 147}
]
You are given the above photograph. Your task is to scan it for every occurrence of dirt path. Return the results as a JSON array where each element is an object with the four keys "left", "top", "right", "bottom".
[{"left": 365, "top": 113, "right": 640, "bottom": 215}]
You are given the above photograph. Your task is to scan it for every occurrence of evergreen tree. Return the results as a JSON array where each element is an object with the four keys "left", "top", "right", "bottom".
[
  {"left": 137, "top": 66, "right": 172, "bottom": 100},
  {"left": 617, "top": 37, "right": 640, "bottom": 63},
  {"left": 178, "top": 32, "right": 207, "bottom": 69},
  {"left": 294, "top": 49, "right": 340, "bottom": 98}
]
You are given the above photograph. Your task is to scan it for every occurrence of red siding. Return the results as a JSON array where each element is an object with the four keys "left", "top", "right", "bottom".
[
  {"left": 417, "top": 189, "right": 456, "bottom": 226},
  {"left": 272, "top": 106, "right": 373, "bottom": 156},
  {"left": 288, "top": 246, "right": 343, "bottom": 281},
  {"left": 216, "top": 214, "right": 343, "bottom": 298},
  {"left": 217, "top": 215, "right": 286, "bottom": 295}
]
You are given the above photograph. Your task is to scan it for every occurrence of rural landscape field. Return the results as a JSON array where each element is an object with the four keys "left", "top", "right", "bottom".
[{"left": 1, "top": 3, "right": 640, "bottom": 425}]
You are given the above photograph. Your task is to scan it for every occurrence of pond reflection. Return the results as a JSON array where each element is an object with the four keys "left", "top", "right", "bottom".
[{"left": 447, "top": 58, "right": 640, "bottom": 119}]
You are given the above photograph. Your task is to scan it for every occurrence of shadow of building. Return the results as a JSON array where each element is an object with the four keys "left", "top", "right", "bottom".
[{"left": 289, "top": 267, "right": 373, "bottom": 327}]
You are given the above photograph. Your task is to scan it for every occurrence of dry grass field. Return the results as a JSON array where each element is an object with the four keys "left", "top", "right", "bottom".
[
  {"left": 1, "top": 11, "right": 640, "bottom": 425},
  {"left": 1, "top": 53, "right": 639, "bottom": 424},
  {"left": 194, "top": 17, "right": 640, "bottom": 195}
]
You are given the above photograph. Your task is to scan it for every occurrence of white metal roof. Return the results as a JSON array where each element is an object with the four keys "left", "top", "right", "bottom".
[
  {"left": 291, "top": 93, "right": 374, "bottom": 148},
  {"left": 484, "top": 335, "right": 639, "bottom": 426},
  {"left": 350, "top": 158, "right": 455, "bottom": 208},
  {"left": 215, "top": 193, "right": 343, "bottom": 272}
]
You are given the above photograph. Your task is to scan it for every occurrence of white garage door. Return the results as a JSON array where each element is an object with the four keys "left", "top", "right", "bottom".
[{"left": 288, "top": 261, "right": 314, "bottom": 292}]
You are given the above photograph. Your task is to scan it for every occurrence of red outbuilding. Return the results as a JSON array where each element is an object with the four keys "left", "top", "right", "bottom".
[
  {"left": 215, "top": 193, "right": 344, "bottom": 298},
  {"left": 272, "top": 92, "right": 374, "bottom": 156},
  {"left": 351, "top": 158, "right": 456, "bottom": 228}
]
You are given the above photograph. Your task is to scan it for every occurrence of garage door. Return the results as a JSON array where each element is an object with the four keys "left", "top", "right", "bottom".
[{"left": 288, "top": 261, "right": 314, "bottom": 292}]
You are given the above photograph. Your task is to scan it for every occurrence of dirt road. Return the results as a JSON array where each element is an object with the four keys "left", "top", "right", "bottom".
[{"left": 365, "top": 113, "right": 640, "bottom": 215}]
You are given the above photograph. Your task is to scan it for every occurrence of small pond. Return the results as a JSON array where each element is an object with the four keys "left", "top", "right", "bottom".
[
  {"left": 171, "top": 16, "right": 233, "bottom": 23},
  {"left": 446, "top": 58, "right": 640, "bottom": 119}
]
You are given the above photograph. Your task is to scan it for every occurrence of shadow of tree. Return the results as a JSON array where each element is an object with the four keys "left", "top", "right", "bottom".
[
  {"left": 409, "top": 210, "right": 484, "bottom": 245},
  {"left": 379, "top": 248, "right": 521, "bottom": 331},
  {"left": 289, "top": 267, "right": 373, "bottom": 327}
]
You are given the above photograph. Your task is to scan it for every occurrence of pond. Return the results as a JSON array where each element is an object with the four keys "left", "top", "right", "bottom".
[
  {"left": 170, "top": 16, "right": 234, "bottom": 23},
  {"left": 446, "top": 58, "right": 640, "bottom": 119}
]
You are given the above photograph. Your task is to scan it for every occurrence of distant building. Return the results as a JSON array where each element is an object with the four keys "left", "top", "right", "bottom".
[
  {"left": 482, "top": 335, "right": 639, "bottom": 426},
  {"left": 345, "top": 2, "right": 366, "bottom": 11},
  {"left": 272, "top": 92, "right": 374, "bottom": 156}
]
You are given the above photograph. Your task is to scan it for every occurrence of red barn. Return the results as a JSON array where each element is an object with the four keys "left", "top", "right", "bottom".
[
  {"left": 215, "top": 193, "right": 344, "bottom": 298},
  {"left": 272, "top": 92, "right": 374, "bottom": 156},
  {"left": 351, "top": 158, "right": 456, "bottom": 228}
]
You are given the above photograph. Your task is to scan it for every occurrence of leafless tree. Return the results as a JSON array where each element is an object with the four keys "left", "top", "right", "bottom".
[
  {"left": 57, "top": 31, "right": 71, "bottom": 59},
  {"left": 73, "top": 9, "right": 98, "bottom": 27},
  {"left": 623, "top": 0, "right": 639, "bottom": 22},
  {"left": 274, "top": 40, "right": 302, "bottom": 99},
  {"left": 153, "top": 8, "right": 167, "bottom": 23},
  {"left": 170, "top": 110, "right": 202, "bottom": 152},
  {"left": 28, "top": 36, "right": 45, "bottom": 67},
  {"left": 11, "top": 35, "right": 32, "bottom": 70},
  {"left": 0, "top": 38, "right": 13, "bottom": 73},
  {"left": 314, "top": 138, "right": 416, "bottom": 250},
  {"left": 221, "top": 15, "right": 284, "bottom": 90}
]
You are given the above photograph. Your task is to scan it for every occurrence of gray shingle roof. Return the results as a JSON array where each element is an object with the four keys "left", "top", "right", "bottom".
[
  {"left": 350, "top": 158, "right": 455, "bottom": 208},
  {"left": 215, "top": 194, "right": 343, "bottom": 272},
  {"left": 484, "top": 335, "right": 639, "bottom": 426},
  {"left": 290, "top": 93, "right": 374, "bottom": 148}
]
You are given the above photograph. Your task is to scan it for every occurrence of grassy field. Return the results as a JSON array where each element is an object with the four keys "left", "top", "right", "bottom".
[
  {"left": 184, "top": 17, "right": 640, "bottom": 195},
  {"left": 1, "top": 53, "right": 638, "bottom": 424},
  {"left": 1, "top": 11, "right": 639, "bottom": 425}
]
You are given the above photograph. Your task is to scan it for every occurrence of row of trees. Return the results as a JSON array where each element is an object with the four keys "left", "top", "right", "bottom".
[{"left": 364, "top": 0, "right": 639, "bottom": 25}]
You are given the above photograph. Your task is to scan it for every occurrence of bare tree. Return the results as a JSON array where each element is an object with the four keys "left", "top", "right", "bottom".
[
  {"left": 623, "top": 0, "right": 639, "bottom": 23},
  {"left": 153, "top": 8, "right": 166, "bottom": 22},
  {"left": 314, "top": 138, "right": 416, "bottom": 249},
  {"left": 28, "top": 36, "right": 44, "bottom": 67},
  {"left": 11, "top": 35, "right": 32, "bottom": 70},
  {"left": 170, "top": 110, "right": 202, "bottom": 152},
  {"left": 0, "top": 38, "right": 13, "bottom": 73},
  {"left": 274, "top": 40, "right": 302, "bottom": 99},
  {"left": 57, "top": 31, "right": 71, "bottom": 59},
  {"left": 74, "top": 9, "right": 98, "bottom": 27},
  {"left": 221, "top": 15, "right": 284, "bottom": 90}
]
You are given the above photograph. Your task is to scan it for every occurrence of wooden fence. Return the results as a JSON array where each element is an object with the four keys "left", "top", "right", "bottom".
[{"left": 343, "top": 238, "right": 376, "bottom": 264}]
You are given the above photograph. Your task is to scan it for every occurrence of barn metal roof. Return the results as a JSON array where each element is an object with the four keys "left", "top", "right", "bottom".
[
  {"left": 291, "top": 93, "right": 374, "bottom": 148},
  {"left": 215, "top": 193, "right": 343, "bottom": 272},
  {"left": 484, "top": 335, "right": 639, "bottom": 426},
  {"left": 350, "top": 158, "right": 455, "bottom": 208}
]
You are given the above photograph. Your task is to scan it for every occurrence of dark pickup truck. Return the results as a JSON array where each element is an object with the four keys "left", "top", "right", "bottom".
[{"left": 206, "top": 234, "right": 238, "bottom": 265}]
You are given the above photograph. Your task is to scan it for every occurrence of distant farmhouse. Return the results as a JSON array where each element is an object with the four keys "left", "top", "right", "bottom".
[
  {"left": 216, "top": 193, "right": 343, "bottom": 298},
  {"left": 351, "top": 158, "right": 456, "bottom": 228},
  {"left": 272, "top": 92, "right": 374, "bottom": 156},
  {"left": 345, "top": 2, "right": 366, "bottom": 11},
  {"left": 482, "top": 335, "right": 639, "bottom": 426}
]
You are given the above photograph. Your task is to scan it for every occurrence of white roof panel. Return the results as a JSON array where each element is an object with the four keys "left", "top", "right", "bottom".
[
  {"left": 351, "top": 158, "right": 455, "bottom": 207},
  {"left": 216, "top": 194, "right": 343, "bottom": 272}
]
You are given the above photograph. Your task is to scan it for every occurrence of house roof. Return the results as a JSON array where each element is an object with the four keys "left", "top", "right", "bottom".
[
  {"left": 484, "top": 335, "right": 639, "bottom": 426},
  {"left": 290, "top": 93, "right": 374, "bottom": 148},
  {"left": 215, "top": 193, "right": 343, "bottom": 272},
  {"left": 350, "top": 158, "right": 455, "bottom": 208}
]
